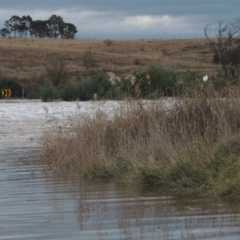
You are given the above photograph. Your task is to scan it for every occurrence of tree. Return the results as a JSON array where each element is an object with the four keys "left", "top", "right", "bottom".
[
  {"left": 4, "top": 20, "right": 11, "bottom": 35},
  {"left": 21, "top": 15, "right": 33, "bottom": 37},
  {"left": 47, "top": 15, "right": 64, "bottom": 38},
  {"left": 45, "top": 58, "right": 69, "bottom": 86},
  {"left": 62, "top": 23, "right": 78, "bottom": 39},
  {"left": 0, "top": 28, "right": 10, "bottom": 37},
  {"left": 7, "top": 15, "right": 22, "bottom": 37},
  {"left": 3, "top": 15, "right": 32, "bottom": 37},
  {"left": 30, "top": 20, "right": 49, "bottom": 38},
  {"left": 1, "top": 14, "right": 78, "bottom": 39},
  {"left": 204, "top": 18, "right": 240, "bottom": 80}
]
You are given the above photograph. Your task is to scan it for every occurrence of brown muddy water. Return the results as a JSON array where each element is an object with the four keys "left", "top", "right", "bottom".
[{"left": 1, "top": 100, "right": 240, "bottom": 240}]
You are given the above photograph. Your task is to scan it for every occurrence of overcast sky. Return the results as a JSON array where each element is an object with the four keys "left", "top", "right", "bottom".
[{"left": 0, "top": 0, "right": 239, "bottom": 39}]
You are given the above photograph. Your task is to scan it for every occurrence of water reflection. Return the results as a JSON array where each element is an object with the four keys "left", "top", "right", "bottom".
[
  {"left": 1, "top": 158, "right": 240, "bottom": 239},
  {"left": 2, "top": 99, "right": 240, "bottom": 239},
  {"left": 45, "top": 176, "right": 240, "bottom": 240}
]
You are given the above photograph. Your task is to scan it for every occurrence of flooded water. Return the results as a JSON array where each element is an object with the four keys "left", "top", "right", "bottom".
[{"left": 1, "top": 100, "right": 240, "bottom": 240}]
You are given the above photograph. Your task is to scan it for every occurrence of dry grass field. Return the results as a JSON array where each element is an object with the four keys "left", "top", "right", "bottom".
[{"left": 0, "top": 37, "right": 217, "bottom": 82}]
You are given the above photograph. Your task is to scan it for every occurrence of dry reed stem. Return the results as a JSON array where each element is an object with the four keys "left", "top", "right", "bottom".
[{"left": 39, "top": 90, "right": 240, "bottom": 197}]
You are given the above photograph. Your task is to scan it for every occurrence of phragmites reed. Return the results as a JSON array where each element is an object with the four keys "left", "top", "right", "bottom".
[{"left": 39, "top": 88, "right": 240, "bottom": 198}]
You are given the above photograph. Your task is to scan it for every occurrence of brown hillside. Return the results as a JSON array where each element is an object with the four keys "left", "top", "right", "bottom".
[{"left": 0, "top": 37, "right": 218, "bottom": 82}]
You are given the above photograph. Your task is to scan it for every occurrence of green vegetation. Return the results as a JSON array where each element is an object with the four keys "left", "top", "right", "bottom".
[
  {"left": 40, "top": 66, "right": 211, "bottom": 102},
  {"left": 78, "top": 74, "right": 116, "bottom": 100},
  {"left": 2, "top": 64, "right": 234, "bottom": 102},
  {"left": 138, "top": 65, "right": 177, "bottom": 97},
  {"left": 41, "top": 80, "right": 58, "bottom": 101},
  {"left": 40, "top": 63, "right": 239, "bottom": 102}
]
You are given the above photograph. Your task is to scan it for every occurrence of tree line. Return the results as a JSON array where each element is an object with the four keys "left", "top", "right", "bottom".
[{"left": 0, "top": 15, "right": 77, "bottom": 39}]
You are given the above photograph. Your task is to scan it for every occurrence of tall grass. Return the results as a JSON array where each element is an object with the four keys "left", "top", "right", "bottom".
[{"left": 39, "top": 87, "right": 240, "bottom": 198}]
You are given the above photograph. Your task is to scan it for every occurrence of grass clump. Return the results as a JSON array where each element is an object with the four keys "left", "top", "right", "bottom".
[{"left": 40, "top": 88, "right": 240, "bottom": 198}]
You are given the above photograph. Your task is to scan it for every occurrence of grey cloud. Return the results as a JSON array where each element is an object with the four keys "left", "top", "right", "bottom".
[
  {"left": 1, "top": 0, "right": 239, "bottom": 16},
  {"left": 0, "top": 0, "right": 239, "bottom": 39}
]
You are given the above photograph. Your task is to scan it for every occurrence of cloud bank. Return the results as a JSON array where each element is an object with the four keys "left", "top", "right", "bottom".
[{"left": 0, "top": 0, "right": 238, "bottom": 39}]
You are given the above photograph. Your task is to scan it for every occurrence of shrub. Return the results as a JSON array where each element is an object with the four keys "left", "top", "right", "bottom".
[
  {"left": 118, "top": 77, "right": 134, "bottom": 98},
  {"left": 130, "top": 65, "right": 178, "bottom": 98},
  {"left": 78, "top": 74, "right": 118, "bottom": 101},
  {"left": 41, "top": 80, "right": 58, "bottom": 102},
  {"left": 103, "top": 39, "right": 114, "bottom": 46},
  {"left": 129, "top": 71, "right": 151, "bottom": 98},
  {"left": 59, "top": 81, "right": 78, "bottom": 101},
  {"left": 24, "top": 82, "right": 41, "bottom": 99},
  {"left": 133, "top": 58, "right": 141, "bottom": 65},
  {"left": 179, "top": 70, "right": 198, "bottom": 86},
  {"left": 211, "top": 69, "right": 233, "bottom": 91}
]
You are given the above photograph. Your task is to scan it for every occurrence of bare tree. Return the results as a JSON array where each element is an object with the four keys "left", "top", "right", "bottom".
[
  {"left": 45, "top": 58, "right": 69, "bottom": 86},
  {"left": 204, "top": 18, "right": 240, "bottom": 81}
]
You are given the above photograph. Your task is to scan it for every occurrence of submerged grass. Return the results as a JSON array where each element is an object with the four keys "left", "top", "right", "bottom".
[{"left": 39, "top": 88, "right": 240, "bottom": 198}]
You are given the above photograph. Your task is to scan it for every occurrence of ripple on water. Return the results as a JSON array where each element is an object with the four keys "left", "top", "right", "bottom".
[
  {"left": 2, "top": 158, "right": 240, "bottom": 240},
  {"left": 1, "top": 100, "right": 240, "bottom": 240}
]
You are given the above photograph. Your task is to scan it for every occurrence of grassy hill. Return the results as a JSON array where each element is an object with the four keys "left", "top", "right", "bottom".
[{"left": 0, "top": 37, "right": 219, "bottom": 98}]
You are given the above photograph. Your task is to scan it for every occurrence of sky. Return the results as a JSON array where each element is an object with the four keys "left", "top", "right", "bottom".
[{"left": 0, "top": 0, "right": 239, "bottom": 39}]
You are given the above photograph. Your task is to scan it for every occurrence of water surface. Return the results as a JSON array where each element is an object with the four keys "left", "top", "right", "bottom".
[{"left": 1, "top": 100, "right": 240, "bottom": 240}]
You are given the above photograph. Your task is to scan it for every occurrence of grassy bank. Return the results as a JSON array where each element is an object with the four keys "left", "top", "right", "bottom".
[{"left": 39, "top": 87, "right": 240, "bottom": 198}]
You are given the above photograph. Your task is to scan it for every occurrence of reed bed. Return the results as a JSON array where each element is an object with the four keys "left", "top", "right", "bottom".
[{"left": 40, "top": 89, "right": 240, "bottom": 198}]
